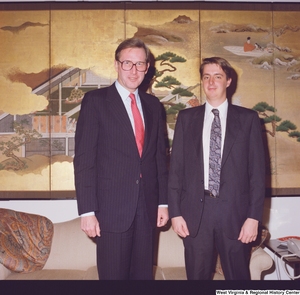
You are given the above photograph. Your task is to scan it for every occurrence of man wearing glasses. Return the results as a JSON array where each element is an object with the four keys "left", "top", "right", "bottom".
[{"left": 74, "top": 38, "right": 169, "bottom": 280}]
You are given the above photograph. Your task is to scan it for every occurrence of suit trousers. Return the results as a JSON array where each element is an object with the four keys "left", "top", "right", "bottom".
[
  {"left": 96, "top": 181, "right": 154, "bottom": 280},
  {"left": 183, "top": 195, "right": 251, "bottom": 280}
]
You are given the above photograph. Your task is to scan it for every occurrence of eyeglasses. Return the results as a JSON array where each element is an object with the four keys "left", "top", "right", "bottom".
[{"left": 117, "top": 60, "right": 147, "bottom": 72}]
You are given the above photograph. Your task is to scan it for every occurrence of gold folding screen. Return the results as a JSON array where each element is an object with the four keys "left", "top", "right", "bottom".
[{"left": 0, "top": 2, "right": 299, "bottom": 198}]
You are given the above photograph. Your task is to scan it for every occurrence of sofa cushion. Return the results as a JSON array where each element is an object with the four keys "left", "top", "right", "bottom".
[
  {"left": 0, "top": 209, "right": 53, "bottom": 273},
  {"left": 6, "top": 269, "right": 88, "bottom": 280},
  {"left": 83, "top": 266, "right": 98, "bottom": 280},
  {"left": 4, "top": 264, "right": 98, "bottom": 280},
  {"left": 153, "top": 265, "right": 165, "bottom": 280},
  {"left": 6, "top": 266, "right": 104, "bottom": 280},
  {"left": 160, "top": 267, "right": 187, "bottom": 280}
]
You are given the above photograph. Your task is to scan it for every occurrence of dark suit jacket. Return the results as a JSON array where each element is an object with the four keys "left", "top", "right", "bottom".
[
  {"left": 168, "top": 103, "right": 265, "bottom": 239},
  {"left": 74, "top": 83, "right": 168, "bottom": 233}
]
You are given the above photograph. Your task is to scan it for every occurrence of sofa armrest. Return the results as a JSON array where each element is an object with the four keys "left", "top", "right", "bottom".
[
  {"left": 0, "top": 263, "right": 12, "bottom": 280},
  {"left": 250, "top": 247, "right": 273, "bottom": 280},
  {"left": 43, "top": 218, "right": 97, "bottom": 271}
]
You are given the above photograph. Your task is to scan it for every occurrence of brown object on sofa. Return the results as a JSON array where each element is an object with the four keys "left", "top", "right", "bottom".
[
  {"left": 1, "top": 216, "right": 98, "bottom": 280},
  {"left": 0, "top": 209, "right": 53, "bottom": 273}
]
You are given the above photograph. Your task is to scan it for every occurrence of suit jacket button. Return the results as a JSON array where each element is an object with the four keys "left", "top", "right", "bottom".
[{"left": 136, "top": 180, "right": 139, "bottom": 184}]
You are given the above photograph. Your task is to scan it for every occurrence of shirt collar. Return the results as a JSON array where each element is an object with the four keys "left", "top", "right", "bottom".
[
  {"left": 205, "top": 99, "right": 228, "bottom": 118},
  {"left": 115, "top": 80, "right": 138, "bottom": 103}
]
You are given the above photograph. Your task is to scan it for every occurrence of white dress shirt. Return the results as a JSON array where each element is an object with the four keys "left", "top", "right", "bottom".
[
  {"left": 202, "top": 99, "right": 228, "bottom": 190},
  {"left": 115, "top": 80, "right": 145, "bottom": 132}
]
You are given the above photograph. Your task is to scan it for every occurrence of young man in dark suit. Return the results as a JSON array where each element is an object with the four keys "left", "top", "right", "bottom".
[
  {"left": 168, "top": 57, "right": 265, "bottom": 280},
  {"left": 74, "top": 38, "right": 168, "bottom": 280}
]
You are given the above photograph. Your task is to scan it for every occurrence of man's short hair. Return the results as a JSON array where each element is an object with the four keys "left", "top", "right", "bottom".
[
  {"left": 115, "top": 38, "right": 150, "bottom": 63},
  {"left": 200, "top": 57, "right": 233, "bottom": 81}
]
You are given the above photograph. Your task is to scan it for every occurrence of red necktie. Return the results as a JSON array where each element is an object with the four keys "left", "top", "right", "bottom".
[{"left": 129, "top": 93, "right": 144, "bottom": 157}]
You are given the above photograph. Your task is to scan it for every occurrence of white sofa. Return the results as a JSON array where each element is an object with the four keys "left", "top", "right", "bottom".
[{"left": 0, "top": 217, "right": 273, "bottom": 280}]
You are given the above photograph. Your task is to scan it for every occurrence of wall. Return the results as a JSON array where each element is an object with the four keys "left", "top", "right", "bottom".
[
  {"left": 1, "top": 0, "right": 300, "bottom": 199},
  {"left": 1, "top": 196, "right": 299, "bottom": 235},
  {"left": 0, "top": 199, "right": 79, "bottom": 223}
]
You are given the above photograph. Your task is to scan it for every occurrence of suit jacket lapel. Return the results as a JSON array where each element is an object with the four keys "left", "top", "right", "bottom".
[
  {"left": 191, "top": 105, "right": 205, "bottom": 161},
  {"left": 139, "top": 92, "right": 152, "bottom": 157},
  {"left": 222, "top": 104, "right": 240, "bottom": 166},
  {"left": 107, "top": 85, "right": 138, "bottom": 152}
]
